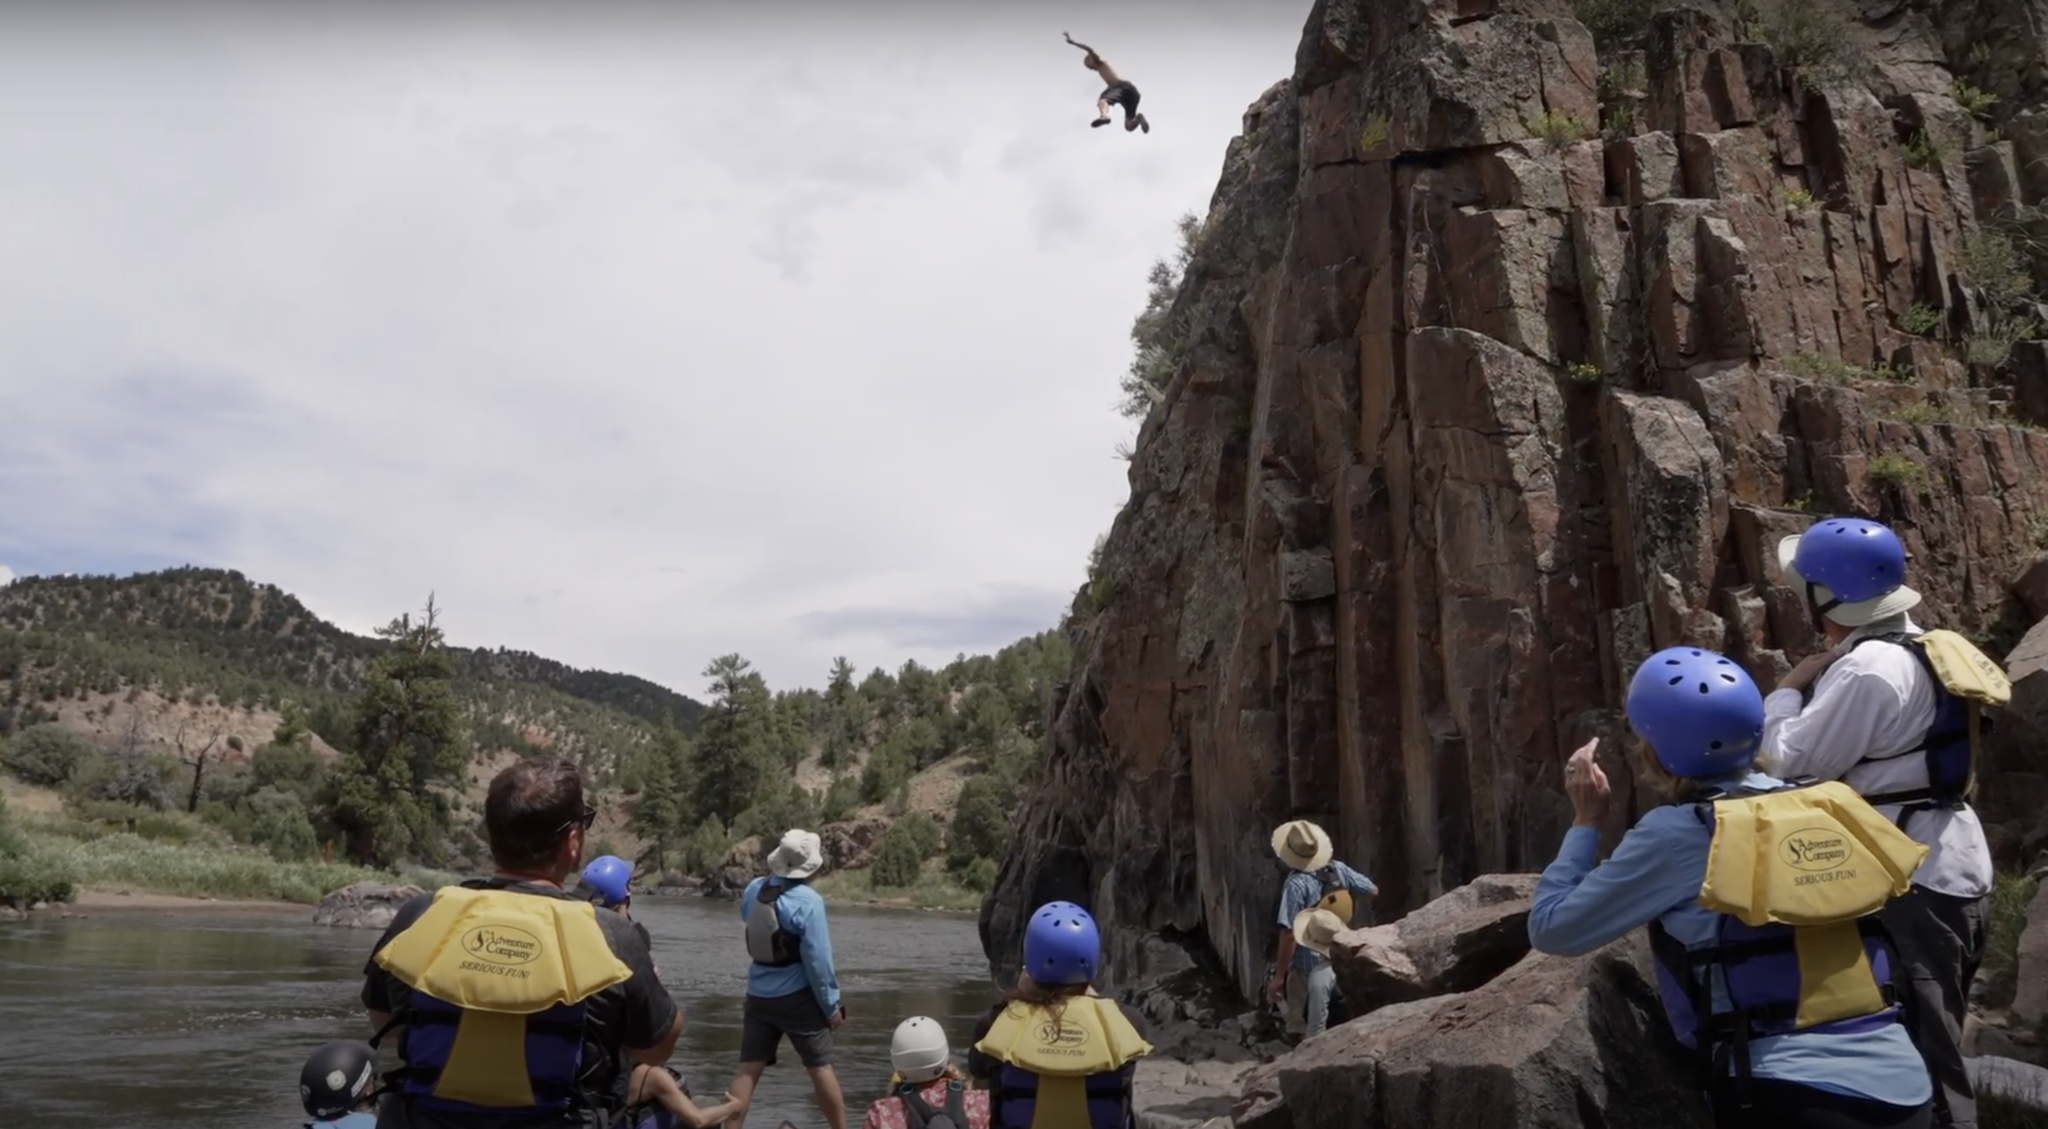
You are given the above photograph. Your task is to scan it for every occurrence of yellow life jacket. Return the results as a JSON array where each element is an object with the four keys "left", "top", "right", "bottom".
[
  {"left": 1846, "top": 629, "right": 2012, "bottom": 811},
  {"left": 974, "top": 995, "right": 1153, "bottom": 1129},
  {"left": 374, "top": 883, "right": 633, "bottom": 1111},
  {"left": 1688, "top": 779, "right": 1927, "bottom": 1027}
]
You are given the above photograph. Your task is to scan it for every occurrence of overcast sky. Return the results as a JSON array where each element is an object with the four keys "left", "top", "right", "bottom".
[{"left": 0, "top": 1, "right": 1305, "bottom": 695}]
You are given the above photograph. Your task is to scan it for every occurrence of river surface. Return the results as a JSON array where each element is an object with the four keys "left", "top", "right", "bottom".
[{"left": 0, "top": 894, "right": 994, "bottom": 1128}]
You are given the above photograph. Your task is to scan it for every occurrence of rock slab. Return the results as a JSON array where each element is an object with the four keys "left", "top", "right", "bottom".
[
  {"left": 313, "top": 882, "right": 425, "bottom": 930},
  {"left": 2014, "top": 882, "right": 2048, "bottom": 1033},
  {"left": 1235, "top": 932, "right": 1710, "bottom": 1129},
  {"left": 1329, "top": 873, "right": 1540, "bottom": 1017}
]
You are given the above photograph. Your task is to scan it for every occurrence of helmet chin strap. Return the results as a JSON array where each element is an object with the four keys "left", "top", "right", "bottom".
[{"left": 1804, "top": 581, "right": 1840, "bottom": 636}]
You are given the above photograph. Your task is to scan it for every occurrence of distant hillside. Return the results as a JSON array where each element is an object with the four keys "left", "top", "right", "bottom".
[{"left": 0, "top": 567, "right": 705, "bottom": 778}]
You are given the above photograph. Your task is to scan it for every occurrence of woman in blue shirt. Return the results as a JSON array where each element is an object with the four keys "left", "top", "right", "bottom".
[{"left": 1528, "top": 646, "right": 1933, "bottom": 1129}]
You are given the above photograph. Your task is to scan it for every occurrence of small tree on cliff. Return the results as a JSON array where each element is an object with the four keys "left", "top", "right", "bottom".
[
  {"left": 328, "top": 597, "right": 465, "bottom": 867},
  {"left": 1120, "top": 211, "right": 1205, "bottom": 419}
]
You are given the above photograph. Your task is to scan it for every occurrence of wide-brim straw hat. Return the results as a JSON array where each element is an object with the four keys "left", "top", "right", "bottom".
[
  {"left": 1776, "top": 536, "right": 1922, "bottom": 627},
  {"left": 1292, "top": 907, "right": 1347, "bottom": 957},
  {"left": 1271, "top": 819, "right": 1333, "bottom": 871},
  {"left": 768, "top": 829, "right": 824, "bottom": 879}
]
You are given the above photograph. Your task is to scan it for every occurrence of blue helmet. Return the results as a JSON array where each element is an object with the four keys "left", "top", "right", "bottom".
[
  {"left": 1789, "top": 518, "right": 1907, "bottom": 606},
  {"left": 1626, "top": 647, "right": 1766, "bottom": 780},
  {"left": 1023, "top": 900, "right": 1100, "bottom": 986},
  {"left": 581, "top": 855, "right": 632, "bottom": 907}
]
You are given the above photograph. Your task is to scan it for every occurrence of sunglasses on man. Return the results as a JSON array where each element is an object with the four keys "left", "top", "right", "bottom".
[{"left": 556, "top": 804, "right": 597, "bottom": 836}]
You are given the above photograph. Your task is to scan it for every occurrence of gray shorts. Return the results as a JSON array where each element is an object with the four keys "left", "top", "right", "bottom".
[{"left": 740, "top": 990, "right": 835, "bottom": 1068}]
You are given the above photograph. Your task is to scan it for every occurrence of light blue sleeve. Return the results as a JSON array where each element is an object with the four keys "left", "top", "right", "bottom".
[
  {"left": 796, "top": 890, "right": 841, "bottom": 1015},
  {"left": 1527, "top": 813, "right": 1705, "bottom": 956},
  {"left": 1341, "top": 862, "right": 1378, "bottom": 896},
  {"left": 1275, "top": 873, "right": 1311, "bottom": 930},
  {"left": 739, "top": 877, "right": 761, "bottom": 922}
]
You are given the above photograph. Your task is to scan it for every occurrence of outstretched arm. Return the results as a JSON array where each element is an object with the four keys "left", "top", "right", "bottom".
[{"left": 1063, "top": 31, "right": 1093, "bottom": 52}]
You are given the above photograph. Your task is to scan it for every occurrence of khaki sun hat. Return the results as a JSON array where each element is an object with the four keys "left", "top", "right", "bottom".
[
  {"left": 1292, "top": 907, "right": 1347, "bottom": 957},
  {"left": 768, "top": 829, "right": 825, "bottom": 880},
  {"left": 1271, "top": 819, "right": 1333, "bottom": 872}
]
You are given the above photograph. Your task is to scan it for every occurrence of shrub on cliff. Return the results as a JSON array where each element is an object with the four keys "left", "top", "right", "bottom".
[
  {"left": 1573, "top": 0, "right": 1656, "bottom": 51},
  {"left": 1, "top": 723, "right": 96, "bottom": 787},
  {"left": 1120, "top": 212, "right": 1206, "bottom": 420}
]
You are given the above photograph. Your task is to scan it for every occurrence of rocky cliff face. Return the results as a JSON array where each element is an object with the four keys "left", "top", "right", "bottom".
[{"left": 985, "top": 0, "right": 2048, "bottom": 998}]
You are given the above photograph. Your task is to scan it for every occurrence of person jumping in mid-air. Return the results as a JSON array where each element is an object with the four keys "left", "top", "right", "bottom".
[{"left": 1064, "top": 32, "right": 1149, "bottom": 134}]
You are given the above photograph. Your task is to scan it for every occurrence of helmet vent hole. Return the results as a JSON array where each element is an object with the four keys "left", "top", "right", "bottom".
[
  {"left": 1667, "top": 675, "right": 1683, "bottom": 686},
  {"left": 1709, "top": 740, "right": 1723, "bottom": 749},
  {"left": 1696, "top": 682, "right": 1710, "bottom": 694}
]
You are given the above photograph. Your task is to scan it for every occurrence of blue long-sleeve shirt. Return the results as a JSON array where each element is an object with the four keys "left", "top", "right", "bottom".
[
  {"left": 1276, "top": 861, "right": 1378, "bottom": 973},
  {"left": 1527, "top": 771, "right": 1930, "bottom": 1109},
  {"left": 739, "top": 876, "right": 841, "bottom": 1016}
]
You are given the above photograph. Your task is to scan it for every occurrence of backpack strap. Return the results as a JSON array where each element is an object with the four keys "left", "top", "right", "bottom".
[{"left": 896, "top": 1081, "right": 938, "bottom": 1129}]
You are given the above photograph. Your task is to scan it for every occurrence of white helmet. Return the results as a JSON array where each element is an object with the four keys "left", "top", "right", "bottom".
[{"left": 890, "top": 1016, "right": 951, "bottom": 1083}]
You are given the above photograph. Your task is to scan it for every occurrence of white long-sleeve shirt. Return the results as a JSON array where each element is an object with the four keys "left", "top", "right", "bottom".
[{"left": 1761, "top": 614, "right": 1993, "bottom": 899}]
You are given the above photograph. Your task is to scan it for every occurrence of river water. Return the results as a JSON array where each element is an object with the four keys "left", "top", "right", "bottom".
[{"left": 0, "top": 894, "right": 994, "bottom": 1128}]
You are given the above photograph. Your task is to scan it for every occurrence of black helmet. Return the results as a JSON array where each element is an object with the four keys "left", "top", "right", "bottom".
[{"left": 299, "top": 1040, "right": 378, "bottom": 1119}]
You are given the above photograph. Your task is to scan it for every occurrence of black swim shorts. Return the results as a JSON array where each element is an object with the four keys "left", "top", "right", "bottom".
[{"left": 1100, "top": 80, "right": 1141, "bottom": 114}]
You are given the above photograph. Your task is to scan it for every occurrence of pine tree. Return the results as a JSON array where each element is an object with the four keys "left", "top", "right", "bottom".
[
  {"left": 327, "top": 596, "right": 465, "bottom": 867},
  {"left": 687, "top": 654, "right": 775, "bottom": 824},
  {"left": 631, "top": 730, "right": 688, "bottom": 871}
]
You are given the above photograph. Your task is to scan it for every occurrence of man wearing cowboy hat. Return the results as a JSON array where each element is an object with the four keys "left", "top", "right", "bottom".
[
  {"left": 729, "top": 829, "right": 849, "bottom": 1129},
  {"left": 1764, "top": 517, "right": 1991, "bottom": 1129},
  {"left": 1266, "top": 819, "right": 1377, "bottom": 1040}
]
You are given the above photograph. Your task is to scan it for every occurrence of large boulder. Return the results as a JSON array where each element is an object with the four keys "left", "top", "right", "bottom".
[
  {"left": 2014, "top": 882, "right": 2048, "bottom": 1034},
  {"left": 1983, "top": 621, "right": 2048, "bottom": 866},
  {"left": 702, "top": 836, "right": 765, "bottom": 898},
  {"left": 313, "top": 882, "right": 425, "bottom": 930},
  {"left": 819, "top": 817, "right": 890, "bottom": 872},
  {"left": 1970, "top": 1056, "right": 2048, "bottom": 1115},
  {"left": 1233, "top": 932, "right": 1709, "bottom": 1129},
  {"left": 1328, "top": 873, "right": 1539, "bottom": 1017},
  {"left": 1133, "top": 1058, "right": 1256, "bottom": 1129}
]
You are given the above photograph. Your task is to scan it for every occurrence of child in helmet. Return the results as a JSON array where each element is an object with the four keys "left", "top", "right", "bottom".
[
  {"left": 860, "top": 1017, "right": 992, "bottom": 1129},
  {"left": 298, "top": 1040, "right": 379, "bottom": 1129},
  {"left": 579, "top": 856, "right": 750, "bottom": 1129},
  {"left": 1528, "top": 648, "right": 1935, "bottom": 1129},
  {"left": 966, "top": 902, "right": 1154, "bottom": 1129}
]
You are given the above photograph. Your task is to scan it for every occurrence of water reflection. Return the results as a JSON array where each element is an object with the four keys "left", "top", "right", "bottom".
[{"left": 0, "top": 895, "right": 992, "bottom": 1128}]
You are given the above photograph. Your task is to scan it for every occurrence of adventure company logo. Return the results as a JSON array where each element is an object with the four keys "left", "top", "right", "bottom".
[
  {"left": 459, "top": 925, "right": 542, "bottom": 977},
  {"left": 1033, "top": 1019, "right": 1092, "bottom": 1056},
  {"left": 1780, "top": 828, "right": 1857, "bottom": 885}
]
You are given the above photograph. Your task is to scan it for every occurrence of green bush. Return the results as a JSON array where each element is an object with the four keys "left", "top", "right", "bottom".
[
  {"left": 959, "top": 856, "right": 999, "bottom": 893},
  {"left": 243, "top": 785, "right": 318, "bottom": 861},
  {"left": 949, "top": 777, "right": 1009, "bottom": 868},
  {"left": 1, "top": 724, "right": 97, "bottom": 786},
  {"left": 819, "top": 774, "right": 863, "bottom": 825},
  {"left": 731, "top": 786, "right": 818, "bottom": 846},
  {"left": 1979, "top": 873, "right": 2039, "bottom": 1007},
  {"left": 0, "top": 848, "right": 77, "bottom": 906},
  {"left": 65, "top": 750, "right": 176, "bottom": 810},
  {"left": 895, "top": 811, "right": 943, "bottom": 861},
  {"left": 680, "top": 816, "right": 729, "bottom": 876},
  {"left": 869, "top": 828, "right": 924, "bottom": 889}
]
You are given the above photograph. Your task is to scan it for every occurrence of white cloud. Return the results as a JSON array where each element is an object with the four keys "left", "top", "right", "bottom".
[
  {"left": 0, "top": 1, "right": 1303, "bottom": 692},
  {"left": 0, "top": 564, "right": 14, "bottom": 588}
]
